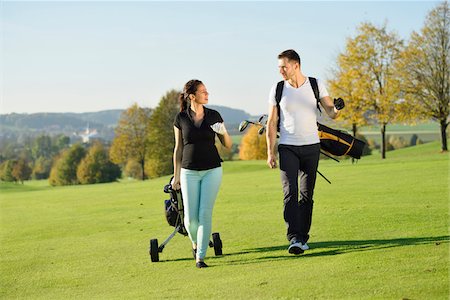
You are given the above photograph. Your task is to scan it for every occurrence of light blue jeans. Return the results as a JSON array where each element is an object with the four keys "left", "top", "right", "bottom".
[{"left": 180, "top": 166, "right": 222, "bottom": 260}]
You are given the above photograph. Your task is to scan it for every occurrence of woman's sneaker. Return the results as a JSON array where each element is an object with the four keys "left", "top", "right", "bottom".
[{"left": 288, "top": 239, "right": 304, "bottom": 255}]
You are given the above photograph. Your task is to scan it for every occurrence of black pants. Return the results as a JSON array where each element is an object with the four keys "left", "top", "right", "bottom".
[{"left": 278, "top": 143, "right": 320, "bottom": 243}]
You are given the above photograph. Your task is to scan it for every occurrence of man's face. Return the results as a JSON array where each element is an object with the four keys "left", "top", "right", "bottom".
[{"left": 278, "top": 58, "right": 297, "bottom": 80}]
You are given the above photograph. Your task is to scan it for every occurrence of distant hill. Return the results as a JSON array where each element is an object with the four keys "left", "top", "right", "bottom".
[{"left": 0, "top": 106, "right": 252, "bottom": 141}]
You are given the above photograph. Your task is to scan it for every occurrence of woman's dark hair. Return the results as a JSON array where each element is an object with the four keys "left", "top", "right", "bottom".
[
  {"left": 179, "top": 79, "right": 203, "bottom": 112},
  {"left": 278, "top": 49, "right": 301, "bottom": 65}
]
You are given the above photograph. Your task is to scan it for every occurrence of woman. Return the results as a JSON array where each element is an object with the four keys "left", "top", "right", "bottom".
[{"left": 172, "top": 79, "right": 232, "bottom": 268}]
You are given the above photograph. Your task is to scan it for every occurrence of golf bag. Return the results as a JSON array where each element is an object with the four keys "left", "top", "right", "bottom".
[
  {"left": 164, "top": 184, "right": 187, "bottom": 235},
  {"left": 317, "top": 123, "right": 365, "bottom": 159},
  {"left": 275, "top": 77, "right": 365, "bottom": 159}
]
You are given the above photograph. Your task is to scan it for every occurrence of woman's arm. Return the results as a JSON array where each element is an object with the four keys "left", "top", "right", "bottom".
[
  {"left": 211, "top": 122, "right": 232, "bottom": 150},
  {"left": 172, "top": 126, "right": 183, "bottom": 190},
  {"left": 217, "top": 131, "right": 232, "bottom": 150}
]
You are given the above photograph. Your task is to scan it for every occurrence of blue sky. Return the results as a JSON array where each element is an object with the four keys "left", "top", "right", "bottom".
[{"left": 1, "top": 1, "right": 440, "bottom": 115}]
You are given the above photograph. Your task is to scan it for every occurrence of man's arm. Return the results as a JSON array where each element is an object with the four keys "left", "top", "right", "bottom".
[
  {"left": 319, "top": 96, "right": 340, "bottom": 119},
  {"left": 266, "top": 105, "right": 278, "bottom": 169}
]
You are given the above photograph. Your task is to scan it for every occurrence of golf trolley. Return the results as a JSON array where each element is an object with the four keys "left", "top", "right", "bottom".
[{"left": 149, "top": 177, "right": 223, "bottom": 262}]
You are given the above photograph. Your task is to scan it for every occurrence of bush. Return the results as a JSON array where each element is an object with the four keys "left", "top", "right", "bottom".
[
  {"left": 124, "top": 160, "right": 144, "bottom": 180},
  {"left": 32, "top": 157, "right": 53, "bottom": 180},
  {"left": 12, "top": 159, "right": 32, "bottom": 183},
  {"left": 388, "top": 135, "right": 409, "bottom": 150},
  {"left": 49, "top": 144, "right": 86, "bottom": 186},
  {"left": 77, "top": 143, "right": 121, "bottom": 184},
  {"left": 239, "top": 126, "right": 267, "bottom": 160},
  {"left": 0, "top": 160, "right": 17, "bottom": 182}
]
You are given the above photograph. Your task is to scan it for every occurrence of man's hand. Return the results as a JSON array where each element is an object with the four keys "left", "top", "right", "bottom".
[
  {"left": 267, "top": 153, "right": 277, "bottom": 169},
  {"left": 334, "top": 97, "right": 345, "bottom": 110},
  {"left": 210, "top": 122, "right": 227, "bottom": 135}
]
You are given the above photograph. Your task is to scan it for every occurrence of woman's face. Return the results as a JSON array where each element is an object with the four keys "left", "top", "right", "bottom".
[{"left": 191, "top": 84, "right": 209, "bottom": 105}]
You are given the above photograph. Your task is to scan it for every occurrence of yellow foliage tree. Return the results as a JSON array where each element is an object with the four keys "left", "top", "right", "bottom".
[
  {"left": 239, "top": 126, "right": 267, "bottom": 160},
  {"left": 396, "top": 1, "right": 450, "bottom": 151},
  {"left": 110, "top": 104, "right": 152, "bottom": 180},
  {"left": 342, "top": 22, "right": 404, "bottom": 159},
  {"left": 328, "top": 43, "right": 370, "bottom": 137}
]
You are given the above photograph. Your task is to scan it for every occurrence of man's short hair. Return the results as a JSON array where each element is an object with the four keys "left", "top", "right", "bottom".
[{"left": 278, "top": 49, "right": 301, "bottom": 65}]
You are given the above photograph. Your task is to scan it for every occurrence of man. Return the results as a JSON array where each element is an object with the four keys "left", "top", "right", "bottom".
[{"left": 266, "top": 49, "right": 344, "bottom": 254}]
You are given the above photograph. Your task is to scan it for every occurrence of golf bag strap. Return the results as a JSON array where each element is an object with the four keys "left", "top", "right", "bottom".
[{"left": 275, "top": 77, "right": 322, "bottom": 131}]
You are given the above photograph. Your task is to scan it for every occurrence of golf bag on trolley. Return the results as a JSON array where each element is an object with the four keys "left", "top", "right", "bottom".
[{"left": 149, "top": 177, "right": 223, "bottom": 262}]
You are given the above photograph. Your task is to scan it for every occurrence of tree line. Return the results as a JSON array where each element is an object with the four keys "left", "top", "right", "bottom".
[{"left": 0, "top": 2, "right": 447, "bottom": 184}]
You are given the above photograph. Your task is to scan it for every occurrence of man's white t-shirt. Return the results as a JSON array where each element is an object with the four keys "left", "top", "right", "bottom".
[{"left": 269, "top": 77, "right": 329, "bottom": 146}]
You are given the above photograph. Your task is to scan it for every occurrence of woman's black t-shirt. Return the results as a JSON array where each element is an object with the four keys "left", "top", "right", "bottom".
[{"left": 174, "top": 107, "right": 223, "bottom": 171}]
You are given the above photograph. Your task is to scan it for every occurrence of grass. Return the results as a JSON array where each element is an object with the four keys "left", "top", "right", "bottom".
[{"left": 0, "top": 141, "right": 448, "bottom": 299}]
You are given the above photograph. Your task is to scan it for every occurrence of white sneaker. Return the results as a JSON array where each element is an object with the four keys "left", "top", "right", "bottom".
[
  {"left": 300, "top": 243, "right": 309, "bottom": 251},
  {"left": 288, "top": 240, "right": 303, "bottom": 255}
]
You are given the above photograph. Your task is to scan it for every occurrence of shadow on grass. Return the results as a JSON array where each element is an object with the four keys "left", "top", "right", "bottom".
[{"left": 216, "top": 235, "right": 450, "bottom": 265}]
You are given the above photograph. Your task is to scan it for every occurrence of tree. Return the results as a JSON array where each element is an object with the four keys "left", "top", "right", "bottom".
[
  {"left": 49, "top": 144, "right": 86, "bottom": 186},
  {"left": 32, "top": 156, "right": 53, "bottom": 179},
  {"left": 239, "top": 126, "right": 267, "bottom": 160},
  {"left": 12, "top": 158, "right": 32, "bottom": 184},
  {"left": 77, "top": 142, "right": 121, "bottom": 184},
  {"left": 146, "top": 90, "right": 180, "bottom": 178},
  {"left": 0, "top": 160, "right": 17, "bottom": 182},
  {"left": 345, "top": 22, "right": 404, "bottom": 159},
  {"left": 110, "top": 104, "right": 152, "bottom": 180},
  {"left": 396, "top": 1, "right": 450, "bottom": 151},
  {"left": 32, "top": 135, "right": 53, "bottom": 160},
  {"left": 328, "top": 40, "right": 371, "bottom": 138}
]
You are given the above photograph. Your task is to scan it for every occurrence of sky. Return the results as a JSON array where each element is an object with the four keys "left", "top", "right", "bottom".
[{"left": 1, "top": 1, "right": 441, "bottom": 116}]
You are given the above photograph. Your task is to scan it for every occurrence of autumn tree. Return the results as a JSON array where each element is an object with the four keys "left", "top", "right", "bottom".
[
  {"left": 239, "top": 126, "right": 267, "bottom": 160},
  {"left": 110, "top": 104, "right": 152, "bottom": 180},
  {"left": 49, "top": 144, "right": 86, "bottom": 186},
  {"left": 146, "top": 90, "right": 180, "bottom": 178},
  {"left": 77, "top": 142, "right": 121, "bottom": 184},
  {"left": 328, "top": 40, "right": 371, "bottom": 137},
  {"left": 347, "top": 22, "right": 404, "bottom": 159},
  {"left": 396, "top": 1, "right": 450, "bottom": 151},
  {"left": 0, "top": 160, "right": 16, "bottom": 182},
  {"left": 12, "top": 158, "right": 32, "bottom": 184}
]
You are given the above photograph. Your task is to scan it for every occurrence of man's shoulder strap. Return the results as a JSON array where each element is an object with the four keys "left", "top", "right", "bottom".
[
  {"left": 309, "top": 77, "right": 321, "bottom": 112},
  {"left": 275, "top": 78, "right": 321, "bottom": 109},
  {"left": 275, "top": 81, "right": 284, "bottom": 131},
  {"left": 275, "top": 81, "right": 284, "bottom": 104},
  {"left": 275, "top": 77, "right": 322, "bottom": 131}
]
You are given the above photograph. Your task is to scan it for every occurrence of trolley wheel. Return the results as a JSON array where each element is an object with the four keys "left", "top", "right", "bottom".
[
  {"left": 150, "top": 239, "right": 159, "bottom": 262},
  {"left": 212, "top": 232, "right": 223, "bottom": 256}
]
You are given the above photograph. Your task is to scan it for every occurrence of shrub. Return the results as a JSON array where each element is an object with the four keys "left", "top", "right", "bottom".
[
  {"left": 77, "top": 143, "right": 121, "bottom": 184},
  {"left": 49, "top": 144, "right": 86, "bottom": 186}
]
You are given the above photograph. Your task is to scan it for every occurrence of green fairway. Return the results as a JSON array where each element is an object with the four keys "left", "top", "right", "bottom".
[{"left": 1, "top": 142, "right": 448, "bottom": 299}]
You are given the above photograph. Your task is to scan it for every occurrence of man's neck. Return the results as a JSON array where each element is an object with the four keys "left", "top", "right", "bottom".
[{"left": 287, "top": 72, "right": 306, "bottom": 88}]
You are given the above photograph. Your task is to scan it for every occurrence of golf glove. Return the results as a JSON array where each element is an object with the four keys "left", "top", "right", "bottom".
[
  {"left": 210, "top": 122, "right": 227, "bottom": 135},
  {"left": 334, "top": 97, "right": 345, "bottom": 110}
]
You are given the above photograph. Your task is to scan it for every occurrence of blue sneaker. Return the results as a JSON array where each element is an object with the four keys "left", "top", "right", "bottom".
[{"left": 288, "top": 239, "right": 304, "bottom": 255}]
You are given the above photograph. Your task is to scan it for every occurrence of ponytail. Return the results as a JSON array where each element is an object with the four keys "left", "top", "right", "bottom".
[{"left": 179, "top": 79, "right": 203, "bottom": 112}]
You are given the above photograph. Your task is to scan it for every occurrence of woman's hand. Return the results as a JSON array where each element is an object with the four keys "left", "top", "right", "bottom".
[
  {"left": 171, "top": 177, "right": 181, "bottom": 190},
  {"left": 210, "top": 122, "right": 227, "bottom": 135}
]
